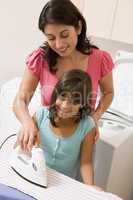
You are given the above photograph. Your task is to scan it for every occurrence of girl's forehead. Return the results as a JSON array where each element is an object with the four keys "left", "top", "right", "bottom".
[{"left": 58, "top": 91, "right": 81, "bottom": 97}]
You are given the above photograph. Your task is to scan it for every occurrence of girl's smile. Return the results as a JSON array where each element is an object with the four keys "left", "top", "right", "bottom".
[{"left": 55, "top": 93, "right": 81, "bottom": 119}]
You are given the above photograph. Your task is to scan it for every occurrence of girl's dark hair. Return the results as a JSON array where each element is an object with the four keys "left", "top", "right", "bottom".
[
  {"left": 49, "top": 69, "right": 92, "bottom": 126},
  {"left": 38, "top": 0, "right": 98, "bottom": 72}
]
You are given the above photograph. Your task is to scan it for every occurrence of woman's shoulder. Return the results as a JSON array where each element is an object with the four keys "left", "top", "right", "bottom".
[
  {"left": 90, "top": 48, "right": 114, "bottom": 75},
  {"left": 26, "top": 47, "right": 45, "bottom": 64},
  {"left": 25, "top": 47, "right": 48, "bottom": 78},
  {"left": 91, "top": 48, "right": 113, "bottom": 61}
]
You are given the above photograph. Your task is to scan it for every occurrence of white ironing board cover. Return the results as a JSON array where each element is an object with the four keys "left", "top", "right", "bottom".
[{"left": 0, "top": 149, "right": 122, "bottom": 200}]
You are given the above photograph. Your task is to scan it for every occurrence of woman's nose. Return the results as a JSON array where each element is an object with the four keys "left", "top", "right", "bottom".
[{"left": 55, "top": 39, "right": 64, "bottom": 49}]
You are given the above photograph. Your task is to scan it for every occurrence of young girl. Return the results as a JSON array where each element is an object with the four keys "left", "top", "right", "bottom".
[{"left": 33, "top": 69, "right": 96, "bottom": 186}]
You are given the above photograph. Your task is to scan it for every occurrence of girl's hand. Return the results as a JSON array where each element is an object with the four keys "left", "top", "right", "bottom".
[{"left": 16, "top": 119, "right": 40, "bottom": 152}]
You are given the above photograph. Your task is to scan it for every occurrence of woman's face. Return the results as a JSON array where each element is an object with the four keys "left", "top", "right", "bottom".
[
  {"left": 55, "top": 92, "right": 81, "bottom": 119},
  {"left": 44, "top": 23, "right": 81, "bottom": 57}
]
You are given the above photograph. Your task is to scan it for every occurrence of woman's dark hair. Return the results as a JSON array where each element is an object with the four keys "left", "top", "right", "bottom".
[
  {"left": 38, "top": 0, "right": 98, "bottom": 72},
  {"left": 49, "top": 69, "right": 92, "bottom": 126}
]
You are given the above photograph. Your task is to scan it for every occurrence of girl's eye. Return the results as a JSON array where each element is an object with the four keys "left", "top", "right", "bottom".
[
  {"left": 72, "top": 98, "right": 81, "bottom": 105},
  {"left": 59, "top": 93, "right": 68, "bottom": 100},
  {"left": 71, "top": 94, "right": 81, "bottom": 105},
  {"left": 72, "top": 99, "right": 80, "bottom": 105},
  {"left": 58, "top": 92, "right": 81, "bottom": 105}
]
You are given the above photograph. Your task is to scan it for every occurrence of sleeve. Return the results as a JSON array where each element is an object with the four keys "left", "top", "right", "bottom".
[
  {"left": 35, "top": 106, "right": 49, "bottom": 128},
  {"left": 81, "top": 116, "right": 95, "bottom": 140},
  {"left": 26, "top": 48, "right": 45, "bottom": 79},
  {"left": 100, "top": 50, "right": 114, "bottom": 78}
]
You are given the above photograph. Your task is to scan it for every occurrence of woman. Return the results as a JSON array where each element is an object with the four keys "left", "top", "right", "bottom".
[{"left": 13, "top": 0, "right": 114, "bottom": 151}]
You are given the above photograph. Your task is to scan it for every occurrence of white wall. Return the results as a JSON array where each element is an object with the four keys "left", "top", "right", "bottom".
[
  {"left": 1, "top": 0, "right": 133, "bottom": 86},
  {"left": 0, "top": 0, "right": 85, "bottom": 86},
  {"left": 111, "top": 0, "right": 133, "bottom": 44},
  {"left": 0, "top": 0, "right": 48, "bottom": 85},
  {"left": 83, "top": 0, "right": 118, "bottom": 39},
  {"left": 71, "top": 0, "right": 85, "bottom": 12}
]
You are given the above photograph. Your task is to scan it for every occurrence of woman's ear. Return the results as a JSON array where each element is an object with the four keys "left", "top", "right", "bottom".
[{"left": 77, "top": 20, "right": 82, "bottom": 35}]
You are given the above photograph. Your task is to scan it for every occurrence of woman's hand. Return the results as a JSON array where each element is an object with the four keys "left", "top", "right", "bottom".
[
  {"left": 91, "top": 115, "right": 100, "bottom": 143},
  {"left": 16, "top": 119, "right": 40, "bottom": 152},
  {"left": 94, "top": 125, "right": 99, "bottom": 143}
]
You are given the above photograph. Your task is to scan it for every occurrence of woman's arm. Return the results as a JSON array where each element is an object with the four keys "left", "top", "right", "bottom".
[
  {"left": 92, "top": 72, "right": 114, "bottom": 121},
  {"left": 13, "top": 68, "right": 40, "bottom": 151},
  {"left": 80, "top": 128, "right": 95, "bottom": 185}
]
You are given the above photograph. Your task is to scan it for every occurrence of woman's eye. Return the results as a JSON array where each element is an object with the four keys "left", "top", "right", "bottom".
[
  {"left": 62, "top": 35, "right": 68, "bottom": 38},
  {"left": 48, "top": 38, "right": 55, "bottom": 41},
  {"left": 61, "top": 32, "right": 69, "bottom": 38}
]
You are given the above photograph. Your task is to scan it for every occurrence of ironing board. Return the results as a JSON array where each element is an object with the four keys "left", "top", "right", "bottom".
[{"left": 0, "top": 143, "right": 123, "bottom": 200}]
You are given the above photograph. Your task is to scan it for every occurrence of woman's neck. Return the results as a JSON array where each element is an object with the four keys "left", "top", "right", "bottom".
[{"left": 56, "top": 50, "right": 89, "bottom": 78}]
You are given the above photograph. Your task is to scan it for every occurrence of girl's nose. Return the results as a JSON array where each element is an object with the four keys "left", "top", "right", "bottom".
[{"left": 61, "top": 99, "right": 70, "bottom": 109}]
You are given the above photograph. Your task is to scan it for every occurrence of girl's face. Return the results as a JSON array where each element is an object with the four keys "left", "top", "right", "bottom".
[
  {"left": 55, "top": 92, "right": 81, "bottom": 119},
  {"left": 44, "top": 23, "right": 81, "bottom": 57}
]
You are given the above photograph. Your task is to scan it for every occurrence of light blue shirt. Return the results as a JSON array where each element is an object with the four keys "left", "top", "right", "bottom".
[{"left": 35, "top": 107, "right": 95, "bottom": 179}]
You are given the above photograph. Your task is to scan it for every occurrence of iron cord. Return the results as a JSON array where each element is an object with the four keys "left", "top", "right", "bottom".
[{"left": 0, "top": 134, "right": 16, "bottom": 150}]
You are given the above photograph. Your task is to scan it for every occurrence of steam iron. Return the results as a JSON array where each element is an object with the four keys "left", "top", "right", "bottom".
[{"left": 9, "top": 146, "right": 47, "bottom": 188}]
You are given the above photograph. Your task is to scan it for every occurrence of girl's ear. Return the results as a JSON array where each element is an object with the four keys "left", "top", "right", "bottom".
[{"left": 77, "top": 20, "right": 82, "bottom": 35}]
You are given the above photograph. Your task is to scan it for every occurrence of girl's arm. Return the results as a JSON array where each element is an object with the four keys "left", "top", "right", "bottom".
[
  {"left": 80, "top": 128, "right": 95, "bottom": 185},
  {"left": 13, "top": 68, "right": 39, "bottom": 151}
]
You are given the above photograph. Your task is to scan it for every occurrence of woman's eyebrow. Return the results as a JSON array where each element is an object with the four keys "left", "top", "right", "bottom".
[
  {"left": 60, "top": 29, "right": 69, "bottom": 33},
  {"left": 45, "top": 33, "right": 54, "bottom": 37},
  {"left": 45, "top": 29, "right": 69, "bottom": 36}
]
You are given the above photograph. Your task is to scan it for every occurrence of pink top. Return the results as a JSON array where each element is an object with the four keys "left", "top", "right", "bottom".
[{"left": 26, "top": 48, "right": 114, "bottom": 109}]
